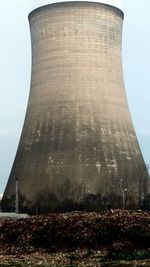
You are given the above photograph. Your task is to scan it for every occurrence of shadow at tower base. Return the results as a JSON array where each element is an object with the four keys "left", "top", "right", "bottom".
[{"left": 1, "top": 191, "right": 143, "bottom": 215}]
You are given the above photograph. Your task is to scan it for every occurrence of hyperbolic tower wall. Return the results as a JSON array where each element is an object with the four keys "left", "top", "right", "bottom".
[{"left": 2, "top": 2, "right": 148, "bottom": 212}]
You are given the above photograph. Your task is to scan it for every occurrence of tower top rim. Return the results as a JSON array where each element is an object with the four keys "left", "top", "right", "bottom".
[{"left": 29, "top": 1, "right": 124, "bottom": 19}]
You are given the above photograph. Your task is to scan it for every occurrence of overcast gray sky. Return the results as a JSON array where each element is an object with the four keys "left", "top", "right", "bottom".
[{"left": 0, "top": 0, "right": 150, "bottom": 193}]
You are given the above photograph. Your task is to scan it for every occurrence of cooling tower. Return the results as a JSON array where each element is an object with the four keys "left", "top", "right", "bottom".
[{"left": 2, "top": 1, "right": 148, "bottom": 212}]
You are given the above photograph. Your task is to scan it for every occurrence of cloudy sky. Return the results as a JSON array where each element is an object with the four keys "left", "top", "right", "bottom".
[{"left": 0, "top": 0, "right": 150, "bottom": 193}]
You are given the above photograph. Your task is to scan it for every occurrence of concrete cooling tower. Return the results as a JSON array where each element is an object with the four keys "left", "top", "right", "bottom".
[{"left": 2, "top": 1, "right": 148, "bottom": 212}]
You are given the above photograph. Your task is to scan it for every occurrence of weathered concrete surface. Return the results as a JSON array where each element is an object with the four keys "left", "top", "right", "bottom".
[{"left": 2, "top": 2, "right": 148, "bottom": 212}]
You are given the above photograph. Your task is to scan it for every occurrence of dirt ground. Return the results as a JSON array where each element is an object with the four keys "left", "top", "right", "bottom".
[
  {"left": 0, "top": 252, "right": 150, "bottom": 266},
  {"left": 0, "top": 210, "right": 150, "bottom": 266}
]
